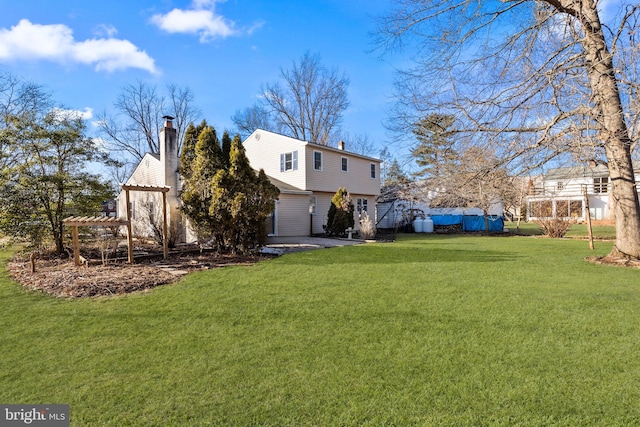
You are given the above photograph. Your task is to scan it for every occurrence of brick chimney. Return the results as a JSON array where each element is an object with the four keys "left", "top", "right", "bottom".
[
  {"left": 159, "top": 115, "right": 184, "bottom": 243},
  {"left": 160, "top": 115, "right": 178, "bottom": 196}
]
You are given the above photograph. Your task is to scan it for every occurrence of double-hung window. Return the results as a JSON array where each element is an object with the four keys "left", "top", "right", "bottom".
[
  {"left": 593, "top": 177, "right": 608, "bottom": 193},
  {"left": 280, "top": 150, "right": 298, "bottom": 172},
  {"left": 313, "top": 151, "right": 322, "bottom": 171},
  {"left": 341, "top": 157, "right": 348, "bottom": 172},
  {"left": 370, "top": 163, "right": 376, "bottom": 179},
  {"left": 357, "top": 198, "right": 368, "bottom": 213}
]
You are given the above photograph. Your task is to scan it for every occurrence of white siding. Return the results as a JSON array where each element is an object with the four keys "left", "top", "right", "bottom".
[
  {"left": 305, "top": 146, "right": 380, "bottom": 197},
  {"left": 244, "top": 129, "right": 381, "bottom": 198},
  {"left": 244, "top": 130, "right": 307, "bottom": 190},
  {"left": 116, "top": 154, "right": 179, "bottom": 239},
  {"left": 527, "top": 173, "right": 614, "bottom": 220},
  {"left": 117, "top": 154, "right": 163, "bottom": 225},
  {"left": 244, "top": 129, "right": 382, "bottom": 236},
  {"left": 276, "top": 193, "right": 314, "bottom": 236}
]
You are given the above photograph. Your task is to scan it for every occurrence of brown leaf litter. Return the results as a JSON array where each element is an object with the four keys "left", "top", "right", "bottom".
[{"left": 7, "top": 251, "right": 269, "bottom": 298}]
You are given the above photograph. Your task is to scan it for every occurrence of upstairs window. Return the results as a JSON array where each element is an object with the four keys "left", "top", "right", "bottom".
[
  {"left": 313, "top": 151, "right": 322, "bottom": 171},
  {"left": 341, "top": 157, "right": 348, "bottom": 172},
  {"left": 370, "top": 163, "right": 376, "bottom": 179},
  {"left": 593, "top": 177, "right": 608, "bottom": 193},
  {"left": 280, "top": 150, "right": 298, "bottom": 172}
]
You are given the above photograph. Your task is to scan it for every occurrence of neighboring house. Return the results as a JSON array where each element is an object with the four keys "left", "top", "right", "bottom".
[
  {"left": 243, "top": 129, "right": 381, "bottom": 236},
  {"left": 101, "top": 199, "right": 117, "bottom": 217},
  {"left": 118, "top": 122, "right": 382, "bottom": 242},
  {"left": 525, "top": 162, "right": 626, "bottom": 221}
]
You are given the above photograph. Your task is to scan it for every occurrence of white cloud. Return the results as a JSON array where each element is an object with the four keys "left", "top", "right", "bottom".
[
  {"left": 0, "top": 19, "right": 157, "bottom": 74},
  {"left": 94, "top": 24, "right": 118, "bottom": 38},
  {"left": 73, "top": 38, "right": 156, "bottom": 73},
  {"left": 246, "top": 20, "right": 265, "bottom": 36},
  {"left": 150, "top": 0, "right": 237, "bottom": 42},
  {"left": 192, "top": 0, "right": 218, "bottom": 9}
]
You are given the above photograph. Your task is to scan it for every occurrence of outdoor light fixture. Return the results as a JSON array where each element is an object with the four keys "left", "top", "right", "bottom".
[{"left": 309, "top": 200, "right": 315, "bottom": 236}]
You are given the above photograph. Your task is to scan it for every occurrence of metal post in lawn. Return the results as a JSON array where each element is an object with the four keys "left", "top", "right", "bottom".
[{"left": 582, "top": 185, "right": 594, "bottom": 250}]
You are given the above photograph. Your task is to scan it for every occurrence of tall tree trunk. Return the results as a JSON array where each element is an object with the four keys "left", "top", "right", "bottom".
[{"left": 576, "top": 0, "right": 640, "bottom": 258}]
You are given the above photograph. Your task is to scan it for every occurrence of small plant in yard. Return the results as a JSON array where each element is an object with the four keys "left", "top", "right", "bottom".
[
  {"left": 358, "top": 211, "right": 376, "bottom": 239},
  {"left": 536, "top": 217, "right": 572, "bottom": 238},
  {"left": 325, "top": 187, "right": 355, "bottom": 237}
]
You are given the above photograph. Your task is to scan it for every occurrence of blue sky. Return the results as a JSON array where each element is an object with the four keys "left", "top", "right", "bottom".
[{"left": 0, "top": 0, "right": 402, "bottom": 158}]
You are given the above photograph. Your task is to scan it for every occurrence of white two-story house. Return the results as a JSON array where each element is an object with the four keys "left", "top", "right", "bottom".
[
  {"left": 118, "top": 123, "right": 381, "bottom": 242},
  {"left": 243, "top": 129, "right": 381, "bottom": 236},
  {"left": 526, "top": 162, "right": 617, "bottom": 221}
]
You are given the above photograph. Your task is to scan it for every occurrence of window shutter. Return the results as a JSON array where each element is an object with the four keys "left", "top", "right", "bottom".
[
  {"left": 293, "top": 150, "right": 298, "bottom": 170},
  {"left": 280, "top": 153, "right": 284, "bottom": 172}
]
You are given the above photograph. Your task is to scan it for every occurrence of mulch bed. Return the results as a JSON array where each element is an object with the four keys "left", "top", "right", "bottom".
[
  {"left": 585, "top": 255, "right": 640, "bottom": 269},
  {"left": 7, "top": 250, "right": 270, "bottom": 298}
]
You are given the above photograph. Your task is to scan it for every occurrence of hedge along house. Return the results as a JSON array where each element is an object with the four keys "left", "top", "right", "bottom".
[
  {"left": 117, "top": 116, "right": 187, "bottom": 245},
  {"left": 243, "top": 129, "right": 381, "bottom": 237}
]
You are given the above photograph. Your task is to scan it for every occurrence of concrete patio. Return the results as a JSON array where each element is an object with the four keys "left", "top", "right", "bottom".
[{"left": 263, "top": 236, "right": 364, "bottom": 255}]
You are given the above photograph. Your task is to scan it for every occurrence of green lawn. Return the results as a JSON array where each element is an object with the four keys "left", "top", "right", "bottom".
[{"left": 1, "top": 235, "right": 639, "bottom": 426}]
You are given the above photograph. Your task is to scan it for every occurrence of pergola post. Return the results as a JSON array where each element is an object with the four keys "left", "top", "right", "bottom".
[
  {"left": 125, "top": 188, "right": 134, "bottom": 263},
  {"left": 162, "top": 191, "right": 168, "bottom": 259},
  {"left": 119, "top": 184, "right": 172, "bottom": 263},
  {"left": 71, "top": 225, "right": 80, "bottom": 266}
]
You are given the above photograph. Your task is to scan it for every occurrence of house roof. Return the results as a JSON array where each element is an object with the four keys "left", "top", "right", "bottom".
[
  {"left": 248, "top": 129, "right": 381, "bottom": 163},
  {"left": 264, "top": 173, "right": 312, "bottom": 195},
  {"left": 546, "top": 164, "right": 609, "bottom": 180}
]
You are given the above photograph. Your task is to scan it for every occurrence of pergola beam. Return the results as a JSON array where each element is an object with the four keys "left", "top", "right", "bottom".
[
  {"left": 120, "top": 184, "right": 171, "bottom": 193},
  {"left": 63, "top": 216, "right": 130, "bottom": 266}
]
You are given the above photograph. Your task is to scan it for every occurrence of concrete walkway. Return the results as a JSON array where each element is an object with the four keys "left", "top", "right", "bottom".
[{"left": 263, "top": 236, "right": 364, "bottom": 255}]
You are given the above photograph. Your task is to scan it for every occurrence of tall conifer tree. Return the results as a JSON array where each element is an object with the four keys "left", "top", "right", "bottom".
[
  {"left": 180, "top": 125, "right": 223, "bottom": 240},
  {"left": 180, "top": 120, "right": 208, "bottom": 180}
]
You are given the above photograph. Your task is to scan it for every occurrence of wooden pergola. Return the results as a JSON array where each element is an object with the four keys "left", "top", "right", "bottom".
[
  {"left": 63, "top": 216, "right": 130, "bottom": 266},
  {"left": 121, "top": 184, "right": 172, "bottom": 263},
  {"left": 64, "top": 184, "right": 172, "bottom": 266}
]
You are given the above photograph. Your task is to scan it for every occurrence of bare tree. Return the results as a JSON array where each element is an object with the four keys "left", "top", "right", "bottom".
[
  {"left": 233, "top": 52, "right": 349, "bottom": 145},
  {"left": 430, "top": 145, "right": 514, "bottom": 231},
  {"left": 340, "top": 131, "right": 377, "bottom": 156},
  {"left": 97, "top": 80, "right": 201, "bottom": 176},
  {"left": 231, "top": 105, "right": 276, "bottom": 140},
  {"left": 378, "top": 0, "right": 640, "bottom": 259}
]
